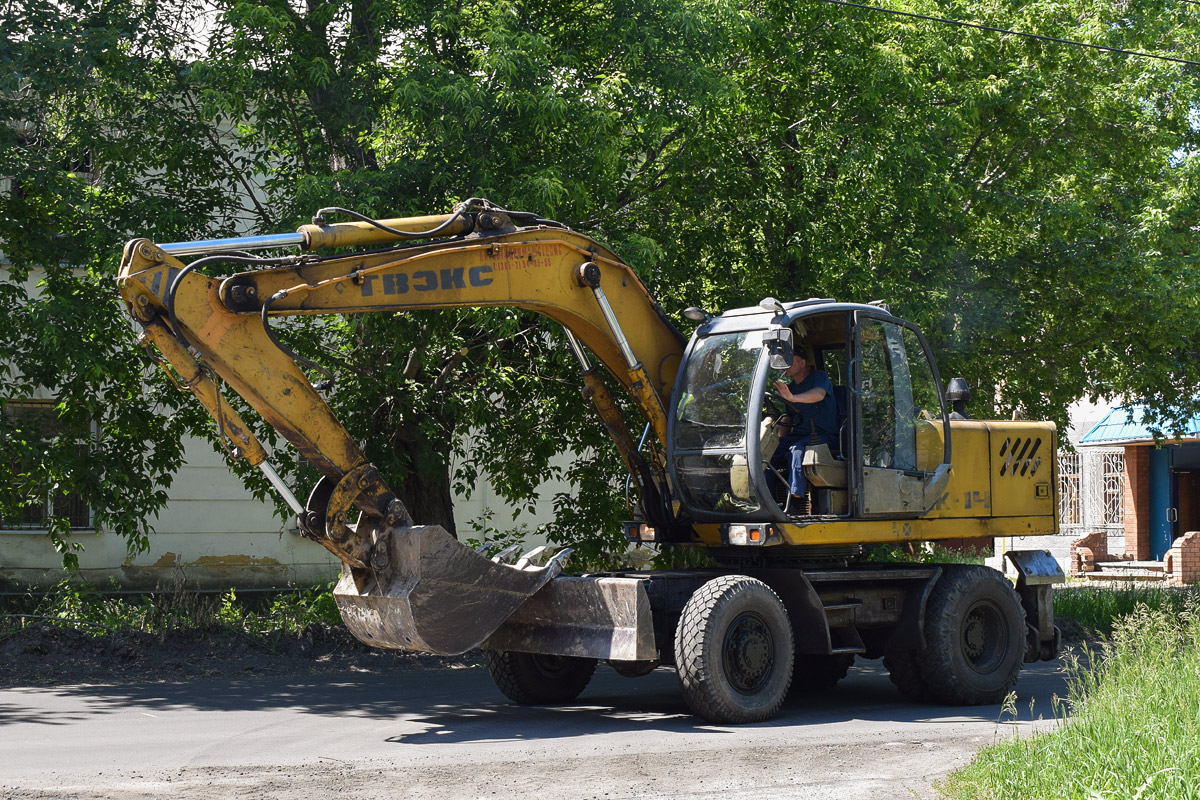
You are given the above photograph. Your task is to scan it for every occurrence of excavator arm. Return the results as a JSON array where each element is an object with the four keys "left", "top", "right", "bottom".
[{"left": 117, "top": 200, "right": 686, "bottom": 654}]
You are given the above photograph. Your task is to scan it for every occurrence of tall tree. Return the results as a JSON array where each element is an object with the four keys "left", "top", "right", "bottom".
[
  {"left": 610, "top": 0, "right": 1200, "bottom": 434},
  {"left": 187, "top": 0, "right": 727, "bottom": 555},
  {"left": 3, "top": 0, "right": 1199, "bottom": 566}
]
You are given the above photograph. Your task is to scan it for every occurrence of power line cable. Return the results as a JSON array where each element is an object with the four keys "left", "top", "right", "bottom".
[{"left": 810, "top": 0, "right": 1200, "bottom": 67}]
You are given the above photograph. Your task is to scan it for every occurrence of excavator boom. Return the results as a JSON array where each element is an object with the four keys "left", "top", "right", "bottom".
[{"left": 118, "top": 201, "right": 685, "bottom": 654}]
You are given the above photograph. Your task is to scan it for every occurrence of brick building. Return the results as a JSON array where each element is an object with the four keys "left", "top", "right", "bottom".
[
  {"left": 1079, "top": 406, "right": 1200, "bottom": 560},
  {"left": 1072, "top": 405, "right": 1200, "bottom": 583}
]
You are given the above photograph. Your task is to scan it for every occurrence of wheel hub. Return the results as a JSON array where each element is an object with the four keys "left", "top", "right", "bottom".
[
  {"left": 531, "top": 653, "right": 576, "bottom": 679},
  {"left": 961, "top": 600, "right": 1006, "bottom": 673},
  {"left": 723, "top": 612, "right": 775, "bottom": 694}
]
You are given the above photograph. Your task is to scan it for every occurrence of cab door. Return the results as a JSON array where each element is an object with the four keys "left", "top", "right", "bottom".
[{"left": 852, "top": 314, "right": 951, "bottom": 517}]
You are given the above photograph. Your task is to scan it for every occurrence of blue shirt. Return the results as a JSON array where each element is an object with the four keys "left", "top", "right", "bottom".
[{"left": 787, "top": 370, "right": 838, "bottom": 438}]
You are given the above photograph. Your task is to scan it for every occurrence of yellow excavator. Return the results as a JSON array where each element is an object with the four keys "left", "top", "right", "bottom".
[{"left": 118, "top": 198, "right": 1062, "bottom": 724}]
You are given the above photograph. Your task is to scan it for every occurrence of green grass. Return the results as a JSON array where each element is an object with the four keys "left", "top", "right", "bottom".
[
  {"left": 1055, "top": 584, "right": 1200, "bottom": 636},
  {"left": 939, "top": 602, "right": 1200, "bottom": 800},
  {"left": 0, "top": 580, "right": 343, "bottom": 637}
]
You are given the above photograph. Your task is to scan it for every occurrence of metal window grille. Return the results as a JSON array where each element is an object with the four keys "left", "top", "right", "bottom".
[
  {"left": 1100, "top": 451, "right": 1125, "bottom": 527},
  {"left": 1059, "top": 450, "right": 1081, "bottom": 528},
  {"left": 1062, "top": 447, "right": 1124, "bottom": 540}
]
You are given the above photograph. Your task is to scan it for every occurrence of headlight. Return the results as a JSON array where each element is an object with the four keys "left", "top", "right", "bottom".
[
  {"left": 623, "top": 521, "right": 656, "bottom": 542},
  {"left": 722, "top": 523, "right": 778, "bottom": 546}
]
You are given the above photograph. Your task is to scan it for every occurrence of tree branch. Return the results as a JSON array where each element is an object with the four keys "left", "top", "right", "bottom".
[{"left": 179, "top": 94, "right": 276, "bottom": 229}]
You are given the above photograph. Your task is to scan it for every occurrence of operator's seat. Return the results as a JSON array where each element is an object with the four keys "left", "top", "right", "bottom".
[
  {"left": 803, "top": 383, "right": 848, "bottom": 489},
  {"left": 802, "top": 443, "right": 846, "bottom": 488}
]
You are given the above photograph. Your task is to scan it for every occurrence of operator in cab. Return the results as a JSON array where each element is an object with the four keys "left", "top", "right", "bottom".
[{"left": 771, "top": 350, "right": 839, "bottom": 512}]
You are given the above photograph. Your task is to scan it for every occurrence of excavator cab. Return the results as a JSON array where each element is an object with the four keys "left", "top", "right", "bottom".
[{"left": 668, "top": 301, "right": 952, "bottom": 524}]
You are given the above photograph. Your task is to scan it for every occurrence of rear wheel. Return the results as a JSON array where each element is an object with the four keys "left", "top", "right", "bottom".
[
  {"left": 791, "top": 653, "right": 854, "bottom": 693},
  {"left": 675, "top": 575, "right": 794, "bottom": 724},
  {"left": 883, "top": 646, "right": 932, "bottom": 702},
  {"left": 485, "top": 651, "right": 597, "bottom": 704},
  {"left": 916, "top": 565, "right": 1025, "bottom": 705},
  {"left": 610, "top": 659, "right": 660, "bottom": 678}
]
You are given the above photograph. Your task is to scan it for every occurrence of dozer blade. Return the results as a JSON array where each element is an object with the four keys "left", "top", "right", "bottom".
[{"left": 333, "top": 524, "right": 567, "bottom": 655}]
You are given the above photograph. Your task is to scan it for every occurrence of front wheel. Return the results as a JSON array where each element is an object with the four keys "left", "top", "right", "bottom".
[
  {"left": 675, "top": 575, "right": 794, "bottom": 724},
  {"left": 485, "top": 651, "right": 597, "bottom": 704}
]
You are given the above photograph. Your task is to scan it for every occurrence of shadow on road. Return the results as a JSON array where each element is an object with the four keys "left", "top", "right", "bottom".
[{"left": 0, "top": 659, "right": 1070, "bottom": 742}]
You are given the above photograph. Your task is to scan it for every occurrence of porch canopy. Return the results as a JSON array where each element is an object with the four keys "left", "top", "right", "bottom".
[{"left": 1080, "top": 405, "right": 1200, "bottom": 446}]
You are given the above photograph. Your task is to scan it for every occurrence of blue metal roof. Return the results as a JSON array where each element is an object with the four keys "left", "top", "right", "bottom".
[{"left": 1080, "top": 405, "right": 1200, "bottom": 445}]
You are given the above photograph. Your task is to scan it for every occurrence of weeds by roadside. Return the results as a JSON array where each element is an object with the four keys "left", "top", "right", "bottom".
[
  {"left": 939, "top": 601, "right": 1200, "bottom": 800},
  {"left": 0, "top": 580, "right": 343, "bottom": 639},
  {"left": 1054, "top": 583, "right": 1200, "bottom": 637},
  {"left": 864, "top": 542, "right": 989, "bottom": 565}
]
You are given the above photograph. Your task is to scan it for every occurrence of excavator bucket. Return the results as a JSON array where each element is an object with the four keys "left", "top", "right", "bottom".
[{"left": 333, "top": 524, "right": 568, "bottom": 655}]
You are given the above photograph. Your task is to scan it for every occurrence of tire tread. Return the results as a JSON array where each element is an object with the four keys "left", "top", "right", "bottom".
[
  {"left": 675, "top": 575, "right": 793, "bottom": 724},
  {"left": 915, "top": 565, "right": 1024, "bottom": 705}
]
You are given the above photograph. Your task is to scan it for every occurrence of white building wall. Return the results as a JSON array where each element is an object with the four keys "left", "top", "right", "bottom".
[{"left": 1, "top": 429, "right": 579, "bottom": 591}]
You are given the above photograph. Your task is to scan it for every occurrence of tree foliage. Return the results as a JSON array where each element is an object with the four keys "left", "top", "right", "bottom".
[
  {"left": 2, "top": 0, "right": 1198, "bottom": 563},
  {"left": 613, "top": 0, "right": 1200, "bottom": 433},
  {"left": 0, "top": 0, "right": 234, "bottom": 563}
]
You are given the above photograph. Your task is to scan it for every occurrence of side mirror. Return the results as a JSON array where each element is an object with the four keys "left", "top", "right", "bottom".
[{"left": 762, "top": 328, "right": 794, "bottom": 370}]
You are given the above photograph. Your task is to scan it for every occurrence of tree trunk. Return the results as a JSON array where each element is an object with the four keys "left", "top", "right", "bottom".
[
  {"left": 383, "top": 423, "right": 459, "bottom": 539},
  {"left": 397, "top": 454, "right": 458, "bottom": 538}
]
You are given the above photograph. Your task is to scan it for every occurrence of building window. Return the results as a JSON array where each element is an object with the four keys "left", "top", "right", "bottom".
[
  {"left": 1059, "top": 450, "right": 1081, "bottom": 528},
  {"left": 1, "top": 401, "right": 91, "bottom": 531}
]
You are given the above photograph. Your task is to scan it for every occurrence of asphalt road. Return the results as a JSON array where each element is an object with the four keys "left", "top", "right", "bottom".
[{"left": 0, "top": 659, "right": 1068, "bottom": 800}]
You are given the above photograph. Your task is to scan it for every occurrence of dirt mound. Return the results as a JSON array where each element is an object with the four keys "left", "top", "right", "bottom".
[
  {"left": 1053, "top": 615, "right": 1093, "bottom": 645},
  {"left": 0, "top": 622, "right": 484, "bottom": 686}
]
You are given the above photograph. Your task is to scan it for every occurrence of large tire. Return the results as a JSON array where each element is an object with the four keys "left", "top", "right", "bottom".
[
  {"left": 609, "top": 659, "right": 660, "bottom": 678},
  {"left": 675, "top": 575, "right": 794, "bottom": 724},
  {"left": 791, "top": 653, "right": 854, "bottom": 693},
  {"left": 485, "top": 650, "right": 597, "bottom": 705},
  {"left": 883, "top": 646, "right": 932, "bottom": 702},
  {"left": 916, "top": 565, "right": 1025, "bottom": 705}
]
